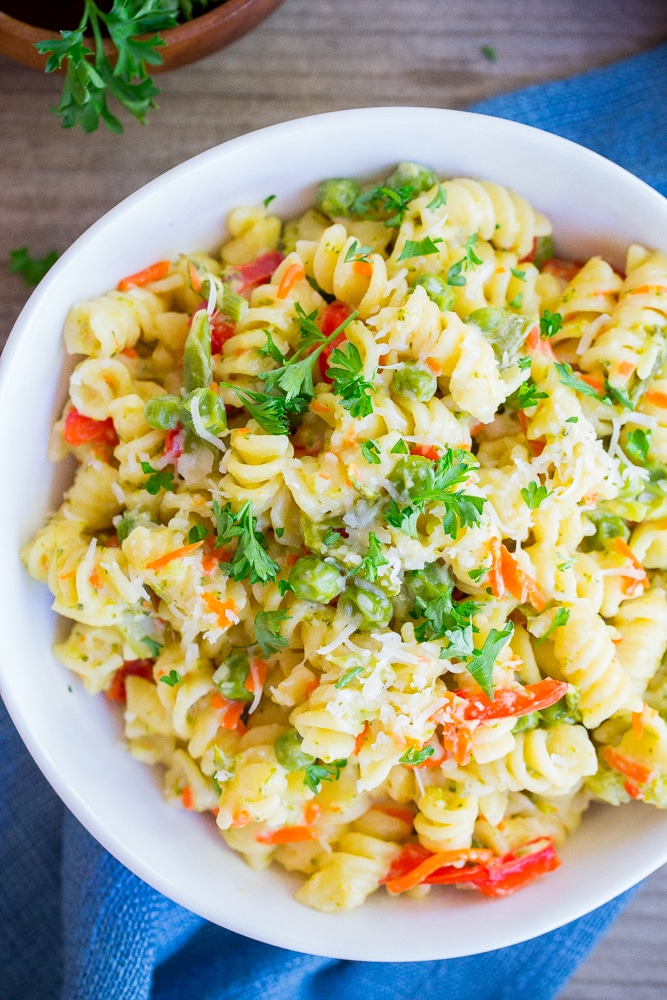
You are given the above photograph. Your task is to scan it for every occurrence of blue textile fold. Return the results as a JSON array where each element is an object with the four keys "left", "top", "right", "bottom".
[{"left": 2, "top": 41, "right": 666, "bottom": 1000}]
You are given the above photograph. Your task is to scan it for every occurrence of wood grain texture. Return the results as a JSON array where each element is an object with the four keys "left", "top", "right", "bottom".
[{"left": 1, "top": 1, "right": 667, "bottom": 994}]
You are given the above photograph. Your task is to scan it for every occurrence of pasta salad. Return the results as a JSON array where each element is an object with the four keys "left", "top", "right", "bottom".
[{"left": 22, "top": 163, "right": 667, "bottom": 911}]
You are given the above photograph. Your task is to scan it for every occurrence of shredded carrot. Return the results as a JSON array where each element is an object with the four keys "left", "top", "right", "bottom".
[
  {"left": 385, "top": 848, "right": 495, "bottom": 894},
  {"left": 487, "top": 537, "right": 506, "bottom": 599},
  {"left": 310, "top": 399, "right": 331, "bottom": 415},
  {"left": 145, "top": 540, "right": 205, "bottom": 571},
  {"left": 230, "top": 809, "right": 253, "bottom": 828},
  {"left": 201, "top": 544, "right": 233, "bottom": 575},
  {"left": 603, "top": 746, "right": 653, "bottom": 785},
  {"left": 245, "top": 657, "right": 268, "bottom": 694},
  {"left": 354, "top": 722, "right": 370, "bottom": 756},
  {"left": 117, "top": 259, "right": 170, "bottom": 291},
  {"left": 276, "top": 261, "right": 305, "bottom": 299},
  {"left": 500, "top": 544, "right": 546, "bottom": 611},
  {"left": 614, "top": 537, "right": 649, "bottom": 590},
  {"left": 643, "top": 389, "right": 667, "bottom": 409},
  {"left": 304, "top": 677, "right": 321, "bottom": 698},
  {"left": 255, "top": 825, "right": 318, "bottom": 845},
  {"left": 353, "top": 259, "right": 373, "bottom": 278},
  {"left": 410, "top": 443, "right": 440, "bottom": 462},
  {"left": 120, "top": 345, "right": 138, "bottom": 358},
  {"left": 616, "top": 360, "right": 636, "bottom": 378},
  {"left": 525, "top": 325, "right": 556, "bottom": 358},
  {"left": 370, "top": 804, "right": 416, "bottom": 825},
  {"left": 210, "top": 693, "right": 246, "bottom": 731},
  {"left": 88, "top": 567, "right": 103, "bottom": 589},
  {"left": 201, "top": 593, "right": 239, "bottom": 628},
  {"left": 181, "top": 786, "right": 194, "bottom": 810},
  {"left": 579, "top": 372, "right": 604, "bottom": 392},
  {"left": 628, "top": 284, "right": 667, "bottom": 296},
  {"left": 470, "top": 421, "right": 484, "bottom": 436},
  {"left": 624, "top": 780, "right": 643, "bottom": 799},
  {"left": 304, "top": 802, "right": 321, "bottom": 825},
  {"left": 188, "top": 261, "right": 203, "bottom": 293},
  {"left": 425, "top": 357, "right": 444, "bottom": 375},
  {"left": 442, "top": 723, "right": 473, "bottom": 766},
  {"left": 631, "top": 711, "right": 645, "bottom": 740}
]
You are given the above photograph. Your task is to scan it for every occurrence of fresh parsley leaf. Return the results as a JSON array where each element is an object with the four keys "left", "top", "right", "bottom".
[
  {"left": 390, "top": 438, "right": 409, "bottom": 454},
  {"left": 468, "top": 566, "right": 488, "bottom": 583},
  {"left": 360, "top": 439, "right": 381, "bottom": 464},
  {"left": 140, "top": 461, "right": 175, "bottom": 495},
  {"left": 508, "top": 293, "right": 524, "bottom": 310},
  {"left": 517, "top": 356, "right": 532, "bottom": 371},
  {"left": 160, "top": 669, "right": 182, "bottom": 687},
  {"left": 426, "top": 186, "right": 447, "bottom": 210},
  {"left": 344, "top": 240, "right": 373, "bottom": 264},
  {"left": 335, "top": 666, "right": 364, "bottom": 689},
  {"left": 556, "top": 554, "right": 576, "bottom": 571},
  {"left": 481, "top": 44, "right": 497, "bottom": 61},
  {"left": 188, "top": 523, "right": 209, "bottom": 544},
  {"left": 278, "top": 579, "right": 294, "bottom": 596},
  {"left": 537, "top": 607, "right": 571, "bottom": 643},
  {"left": 396, "top": 236, "right": 443, "bottom": 261},
  {"left": 399, "top": 746, "right": 435, "bottom": 765},
  {"left": 447, "top": 259, "right": 467, "bottom": 286},
  {"left": 275, "top": 526, "right": 285, "bottom": 538},
  {"left": 555, "top": 362, "right": 603, "bottom": 400},
  {"left": 467, "top": 624, "right": 514, "bottom": 698},
  {"left": 565, "top": 415, "right": 578, "bottom": 423},
  {"left": 352, "top": 184, "right": 415, "bottom": 228},
  {"left": 604, "top": 379, "right": 633, "bottom": 411},
  {"left": 141, "top": 636, "right": 163, "bottom": 658},
  {"left": 254, "top": 609, "right": 291, "bottom": 657},
  {"left": 303, "top": 759, "right": 347, "bottom": 793},
  {"left": 540, "top": 310, "right": 563, "bottom": 339},
  {"left": 7, "top": 246, "right": 59, "bottom": 286},
  {"left": 385, "top": 498, "right": 420, "bottom": 537},
  {"left": 520, "top": 481, "right": 551, "bottom": 509},
  {"left": 327, "top": 342, "right": 375, "bottom": 417},
  {"left": 510, "top": 268, "right": 526, "bottom": 281},
  {"left": 446, "top": 232, "right": 483, "bottom": 286},
  {"left": 211, "top": 500, "right": 279, "bottom": 584},
  {"left": 262, "top": 194, "right": 276, "bottom": 208},
  {"left": 220, "top": 383, "right": 290, "bottom": 435},
  {"left": 625, "top": 427, "right": 651, "bottom": 464},
  {"left": 322, "top": 528, "right": 342, "bottom": 546},
  {"left": 505, "top": 378, "right": 548, "bottom": 410},
  {"left": 258, "top": 330, "right": 286, "bottom": 364},
  {"left": 350, "top": 532, "right": 388, "bottom": 583}
]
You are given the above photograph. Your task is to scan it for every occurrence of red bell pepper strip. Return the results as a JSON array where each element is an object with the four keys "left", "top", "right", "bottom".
[
  {"left": 63, "top": 408, "right": 118, "bottom": 447},
  {"left": 317, "top": 301, "right": 353, "bottom": 381},
  {"left": 469, "top": 838, "right": 560, "bottom": 897},
  {"left": 230, "top": 250, "right": 285, "bottom": 294},
  {"left": 105, "top": 659, "right": 154, "bottom": 703}
]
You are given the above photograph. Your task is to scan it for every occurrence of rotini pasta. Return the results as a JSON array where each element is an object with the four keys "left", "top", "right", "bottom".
[{"left": 22, "top": 162, "right": 667, "bottom": 913}]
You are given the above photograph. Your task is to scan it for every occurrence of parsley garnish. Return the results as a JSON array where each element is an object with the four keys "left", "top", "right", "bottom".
[
  {"left": 537, "top": 607, "right": 571, "bottom": 643},
  {"left": 160, "top": 669, "right": 182, "bottom": 687},
  {"left": 517, "top": 356, "right": 532, "bottom": 371},
  {"left": 141, "top": 636, "right": 163, "bottom": 658},
  {"left": 258, "top": 330, "right": 286, "bottom": 364},
  {"left": 520, "top": 481, "right": 551, "bottom": 509},
  {"left": 466, "top": 624, "right": 514, "bottom": 698},
  {"left": 505, "top": 378, "right": 548, "bottom": 410},
  {"left": 351, "top": 533, "right": 388, "bottom": 583},
  {"left": 390, "top": 438, "right": 409, "bottom": 454},
  {"left": 386, "top": 498, "right": 420, "bottom": 537},
  {"left": 8, "top": 246, "right": 59, "bottom": 286},
  {"left": 188, "top": 523, "right": 209, "bottom": 544},
  {"left": 360, "top": 439, "right": 381, "bottom": 464},
  {"left": 508, "top": 293, "right": 524, "bottom": 310},
  {"left": 35, "top": 0, "right": 179, "bottom": 134},
  {"left": 555, "top": 362, "right": 603, "bottom": 400},
  {"left": 387, "top": 448, "right": 485, "bottom": 538},
  {"left": 481, "top": 44, "right": 497, "bottom": 61},
  {"left": 335, "top": 665, "right": 364, "bottom": 689},
  {"left": 344, "top": 240, "right": 373, "bottom": 264},
  {"left": 303, "top": 759, "right": 347, "bottom": 793},
  {"left": 565, "top": 415, "right": 578, "bottom": 423},
  {"left": 426, "top": 186, "right": 447, "bottom": 210},
  {"left": 220, "top": 383, "right": 290, "bottom": 435},
  {"left": 447, "top": 232, "right": 483, "bottom": 286},
  {"left": 254, "top": 609, "right": 291, "bottom": 657},
  {"left": 277, "top": 579, "right": 294, "bottom": 596},
  {"left": 327, "top": 342, "right": 375, "bottom": 417},
  {"left": 140, "top": 461, "right": 175, "bottom": 495},
  {"left": 540, "top": 310, "right": 563, "bottom": 339},
  {"left": 510, "top": 268, "right": 526, "bottom": 281},
  {"left": 322, "top": 528, "right": 342, "bottom": 546},
  {"left": 399, "top": 746, "right": 435, "bottom": 765},
  {"left": 262, "top": 194, "right": 276, "bottom": 208},
  {"left": 625, "top": 427, "right": 651, "bottom": 464},
  {"left": 211, "top": 500, "right": 279, "bottom": 584},
  {"left": 396, "top": 236, "right": 443, "bottom": 262},
  {"left": 352, "top": 184, "right": 415, "bottom": 227}
]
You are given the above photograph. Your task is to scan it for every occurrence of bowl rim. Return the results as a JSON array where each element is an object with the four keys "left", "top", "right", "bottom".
[{"left": 2, "top": 106, "right": 667, "bottom": 961}]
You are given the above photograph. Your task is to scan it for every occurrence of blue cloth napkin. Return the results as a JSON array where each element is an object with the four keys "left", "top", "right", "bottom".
[{"left": 3, "top": 41, "right": 667, "bottom": 1000}]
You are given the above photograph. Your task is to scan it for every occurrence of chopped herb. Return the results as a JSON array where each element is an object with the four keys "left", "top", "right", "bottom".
[
  {"left": 141, "top": 636, "right": 163, "bottom": 658},
  {"left": 604, "top": 379, "right": 633, "bottom": 411},
  {"left": 278, "top": 579, "right": 294, "bottom": 596},
  {"left": 481, "top": 44, "right": 497, "bottom": 61},
  {"left": 397, "top": 236, "right": 443, "bottom": 261},
  {"left": 510, "top": 268, "right": 526, "bottom": 281},
  {"left": 263, "top": 194, "right": 276, "bottom": 207},
  {"left": 8, "top": 246, "right": 59, "bottom": 286},
  {"left": 350, "top": 532, "right": 388, "bottom": 583},
  {"left": 540, "top": 310, "right": 563, "bottom": 339},
  {"left": 211, "top": 500, "right": 279, "bottom": 584},
  {"left": 426, "top": 186, "right": 447, "bottom": 210},
  {"left": 254, "top": 609, "right": 291, "bottom": 657},
  {"left": 469, "top": 566, "right": 488, "bottom": 583},
  {"left": 625, "top": 427, "right": 651, "bottom": 464},
  {"left": 386, "top": 498, "right": 420, "bottom": 537},
  {"left": 220, "top": 383, "right": 290, "bottom": 435},
  {"left": 275, "top": 526, "right": 285, "bottom": 538},
  {"left": 327, "top": 341, "right": 375, "bottom": 418},
  {"left": 352, "top": 184, "right": 415, "bottom": 228},
  {"left": 556, "top": 555, "right": 576, "bottom": 571},
  {"left": 344, "top": 240, "right": 373, "bottom": 264},
  {"left": 140, "top": 461, "right": 175, "bottom": 495},
  {"left": 447, "top": 259, "right": 467, "bottom": 286},
  {"left": 390, "top": 438, "right": 409, "bottom": 454},
  {"left": 188, "top": 523, "right": 209, "bottom": 544},
  {"left": 335, "top": 665, "right": 364, "bottom": 689},
  {"left": 160, "top": 669, "right": 182, "bottom": 687},
  {"left": 505, "top": 378, "right": 548, "bottom": 410},
  {"left": 517, "top": 356, "right": 532, "bottom": 371},
  {"left": 537, "top": 607, "right": 571, "bottom": 643},
  {"left": 322, "top": 528, "right": 342, "bottom": 546},
  {"left": 508, "top": 293, "right": 524, "bottom": 310},
  {"left": 258, "top": 330, "right": 286, "bottom": 364},
  {"left": 447, "top": 232, "right": 482, "bottom": 286},
  {"left": 467, "top": 624, "right": 514, "bottom": 698},
  {"left": 565, "top": 415, "right": 578, "bottom": 423},
  {"left": 555, "top": 362, "right": 603, "bottom": 400},
  {"left": 520, "top": 481, "right": 551, "bottom": 509},
  {"left": 399, "top": 746, "right": 435, "bottom": 765},
  {"left": 360, "top": 439, "right": 381, "bottom": 464},
  {"left": 303, "top": 758, "right": 347, "bottom": 793}
]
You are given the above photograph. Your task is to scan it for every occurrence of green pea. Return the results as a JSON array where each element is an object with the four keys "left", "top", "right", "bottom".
[
  {"left": 144, "top": 394, "right": 183, "bottom": 431},
  {"left": 467, "top": 307, "right": 534, "bottom": 369},
  {"left": 181, "top": 387, "right": 227, "bottom": 437},
  {"left": 468, "top": 306, "right": 507, "bottom": 333},
  {"left": 582, "top": 511, "right": 629, "bottom": 552},
  {"left": 316, "top": 178, "right": 362, "bottom": 218},
  {"left": 339, "top": 582, "right": 393, "bottom": 631},
  {"left": 388, "top": 454, "right": 434, "bottom": 500},
  {"left": 404, "top": 562, "right": 451, "bottom": 605},
  {"left": 532, "top": 234, "right": 555, "bottom": 270},
  {"left": 288, "top": 555, "right": 346, "bottom": 603},
  {"left": 275, "top": 728, "right": 316, "bottom": 771},
  {"left": 386, "top": 161, "right": 437, "bottom": 195},
  {"left": 512, "top": 712, "right": 540, "bottom": 734},
  {"left": 540, "top": 689, "right": 582, "bottom": 727},
  {"left": 213, "top": 649, "right": 252, "bottom": 702},
  {"left": 412, "top": 273, "right": 456, "bottom": 312},
  {"left": 391, "top": 362, "right": 438, "bottom": 403}
]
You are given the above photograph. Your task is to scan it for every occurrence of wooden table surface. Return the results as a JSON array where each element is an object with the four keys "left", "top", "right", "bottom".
[{"left": 1, "top": 0, "right": 667, "bottom": 994}]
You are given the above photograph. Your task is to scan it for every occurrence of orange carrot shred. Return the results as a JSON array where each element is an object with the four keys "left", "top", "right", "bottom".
[
  {"left": 181, "top": 786, "right": 194, "bottom": 810},
  {"left": 145, "top": 540, "right": 205, "bottom": 571},
  {"left": 117, "top": 259, "right": 170, "bottom": 291},
  {"left": 644, "top": 389, "right": 667, "bottom": 409},
  {"left": 255, "top": 825, "right": 318, "bottom": 845},
  {"left": 385, "top": 848, "right": 495, "bottom": 894},
  {"left": 603, "top": 746, "right": 653, "bottom": 785},
  {"left": 276, "top": 261, "right": 305, "bottom": 299},
  {"left": 352, "top": 260, "right": 373, "bottom": 278}
]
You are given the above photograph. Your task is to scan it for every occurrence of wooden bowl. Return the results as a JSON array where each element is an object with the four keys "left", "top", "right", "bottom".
[{"left": 0, "top": 0, "right": 285, "bottom": 73}]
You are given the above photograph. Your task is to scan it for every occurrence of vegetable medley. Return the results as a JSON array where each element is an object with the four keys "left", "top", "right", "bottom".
[{"left": 22, "top": 162, "right": 667, "bottom": 911}]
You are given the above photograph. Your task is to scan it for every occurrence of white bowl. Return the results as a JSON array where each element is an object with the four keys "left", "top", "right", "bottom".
[{"left": 1, "top": 107, "right": 666, "bottom": 962}]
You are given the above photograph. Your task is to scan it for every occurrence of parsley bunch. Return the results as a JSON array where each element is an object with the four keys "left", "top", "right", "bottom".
[
  {"left": 212, "top": 500, "right": 279, "bottom": 584},
  {"left": 388, "top": 448, "right": 486, "bottom": 539},
  {"left": 35, "top": 1, "right": 219, "bottom": 133}
]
